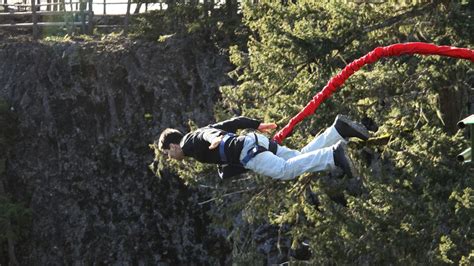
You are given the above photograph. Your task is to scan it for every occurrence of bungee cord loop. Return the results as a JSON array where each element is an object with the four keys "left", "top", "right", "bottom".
[{"left": 273, "top": 42, "right": 474, "bottom": 144}]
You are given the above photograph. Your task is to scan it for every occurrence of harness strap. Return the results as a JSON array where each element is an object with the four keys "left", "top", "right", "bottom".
[
  {"left": 268, "top": 139, "right": 278, "bottom": 154},
  {"left": 241, "top": 133, "right": 278, "bottom": 166},
  {"left": 219, "top": 133, "right": 236, "bottom": 163}
]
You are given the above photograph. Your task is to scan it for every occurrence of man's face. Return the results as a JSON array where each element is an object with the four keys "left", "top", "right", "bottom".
[{"left": 163, "top": 143, "right": 185, "bottom": 160}]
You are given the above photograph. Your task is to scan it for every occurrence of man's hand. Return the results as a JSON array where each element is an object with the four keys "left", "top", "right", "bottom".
[
  {"left": 258, "top": 123, "right": 277, "bottom": 133},
  {"left": 209, "top": 135, "right": 224, "bottom": 149}
]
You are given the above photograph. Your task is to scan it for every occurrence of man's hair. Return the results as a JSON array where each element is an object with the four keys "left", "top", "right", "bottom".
[{"left": 157, "top": 128, "right": 184, "bottom": 151}]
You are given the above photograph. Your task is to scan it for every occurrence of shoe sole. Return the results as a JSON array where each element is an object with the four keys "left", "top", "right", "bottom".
[{"left": 337, "top": 115, "right": 370, "bottom": 140}]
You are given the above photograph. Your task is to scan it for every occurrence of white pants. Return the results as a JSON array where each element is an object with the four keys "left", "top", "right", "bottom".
[{"left": 239, "top": 125, "right": 344, "bottom": 180}]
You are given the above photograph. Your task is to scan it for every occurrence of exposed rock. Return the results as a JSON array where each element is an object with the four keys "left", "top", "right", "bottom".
[{"left": 0, "top": 35, "right": 232, "bottom": 264}]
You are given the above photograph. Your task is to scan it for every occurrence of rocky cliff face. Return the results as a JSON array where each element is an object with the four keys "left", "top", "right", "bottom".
[{"left": 0, "top": 35, "right": 232, "bottom": 264}]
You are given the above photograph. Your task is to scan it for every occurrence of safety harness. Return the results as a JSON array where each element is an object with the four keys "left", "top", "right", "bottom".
[
  {"left": 219, "top": 133, "right": 236, "bottom": 163},
  {"left": 219, "top": 132, "right": 278, "bottom": 166}
]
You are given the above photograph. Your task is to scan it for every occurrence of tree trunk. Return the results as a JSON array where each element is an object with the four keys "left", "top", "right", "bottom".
[
  {"left": 69, "top": 0, "right": 74, "bottom": 35},
  {"left": 87, "top": 0, "right": 93, "bottom": 34},
  {"left": 31, "top": 0, "right": 38, "bottom": 39},
  {"left": 124, "top": 0, "right": 131, "bottom": 34},
  {"left": 133, "top": 2, "right": 141, "bottom": 14},
  {"left": 166, "top": 0, "right": 176, "bottom": 10},
  {"left": 225, "top": 0, "right": 237, "bottom": 18},
  {"left": 203, "top": 0, "right": 208, "bottom": 17},
  {"left": 439, "top": 87, "right": 466, "bottom": 134},
  {"left": 209, "top": 0, "right": 214, "bottom": 15},
  {"left": 80, "top": 0, "right": 86, "bottom": 33}
]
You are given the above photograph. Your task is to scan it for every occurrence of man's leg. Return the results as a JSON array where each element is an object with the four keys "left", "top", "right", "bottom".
[
  {"left": 301, "top": 115, "right": 369, "bottom": 153},
  {"left": 301, "top": 125, "right": 344, "bottom": 153},
  {"left": 242, "top": 147, "right": 336, "bottom": 181},
  {"left": 241, "top": 133, "right": 356, "bottom": 179},
  {"left": 275, "top": 145, "right": 301, "bottom": 160}
]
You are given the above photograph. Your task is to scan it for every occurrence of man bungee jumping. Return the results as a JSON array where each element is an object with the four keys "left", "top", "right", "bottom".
[{"left": 157, "top": 115, "right": 369, "bottom": 180}]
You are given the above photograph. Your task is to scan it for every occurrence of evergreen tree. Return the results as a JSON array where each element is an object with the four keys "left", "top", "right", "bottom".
[{"left": 216, "top": 1, "right": 474, "bottom": 264}]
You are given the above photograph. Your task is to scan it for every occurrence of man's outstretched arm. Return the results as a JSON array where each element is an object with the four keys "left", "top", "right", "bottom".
[
  {"left": 208, "top": 120, "right": 278, "bottom": 149},
  {"left": 210, "top": 116, "right": 261, "bottom": 133}
]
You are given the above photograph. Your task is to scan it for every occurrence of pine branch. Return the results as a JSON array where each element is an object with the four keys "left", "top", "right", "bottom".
[
  {"left": 361, "top": 1, "right": 440, "bottom": 35},
  {"left": 198, "top": 187, "right": 258, "bottom": 205}
]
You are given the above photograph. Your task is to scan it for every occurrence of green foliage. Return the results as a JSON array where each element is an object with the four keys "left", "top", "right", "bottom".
[
  {"left": 216, "top": 0, "right": 474, "bottom": 264},
  {"left": 42, "top": 35, "right": 73, "bottom": 43},
  {"left": 0, "top": 197, "right": 31, "bottom": 243},
  {"left": 130, "top": 4, "right": 219, "bottom": 41},
  {"left": 0, "top": 99, "right": 31, "bottom": 264},
  {"left": 145, "top": 1, "right": 473, "bottom": 263},
  {"left": 42, "top": 34, "right": 98, "bottom": 43},
  {"left": 130, "top": 5, "right": 202, "bottom": 40},
  {"left": 129, "top": 2, "right": 248, "bottom": 47}
]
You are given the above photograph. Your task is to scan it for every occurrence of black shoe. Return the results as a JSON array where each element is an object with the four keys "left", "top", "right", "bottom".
[
  {"left": 333, "top": 141, "right": 356, "bottom": 178},
  {"left": 334, "top": 114, "right": 370, "bottom": 141}
]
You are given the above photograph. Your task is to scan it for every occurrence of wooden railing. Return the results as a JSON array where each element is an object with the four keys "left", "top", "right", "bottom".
[
  {"left": 0, "top": 0, "right": 167, "bottom": 37},
  {"left": 0, "top": 0, "right": 238, "bottom": 38}
]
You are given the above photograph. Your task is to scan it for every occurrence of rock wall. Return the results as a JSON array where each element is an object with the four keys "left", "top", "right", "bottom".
[{"left": 0, "top": 36, "right": 232, "bottom": 264}]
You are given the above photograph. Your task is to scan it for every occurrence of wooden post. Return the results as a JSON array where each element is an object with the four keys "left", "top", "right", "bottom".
[
  {"left": 69, "top": 0, "right": 74, "bottom": 35},
  {"left": 124, "top": 0, "right": 131, "bottom": 34},
  {"left": 87, "top": 0, "right": 93, "bottom": 34},
  {"left": 103, "top": 0, "right": 106, "bottom": 15},
  {"left": 80, "top": 0, "right": 86, "bottom": 33},
  {"left": 32, "top": 0, "right": 39, "bottom": 39},
  {"left": 61, "top": 0, "right": 69, "bottom": 33}
]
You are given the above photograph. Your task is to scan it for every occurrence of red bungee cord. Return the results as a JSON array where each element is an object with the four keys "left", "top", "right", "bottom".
[{"left": 272, "top": 42, "right": 474, "bottom": 144}]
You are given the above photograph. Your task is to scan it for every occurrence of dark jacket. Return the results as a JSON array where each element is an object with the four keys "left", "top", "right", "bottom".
[{"left": 179, "top": 116, "right": 260, "bottom": 178}]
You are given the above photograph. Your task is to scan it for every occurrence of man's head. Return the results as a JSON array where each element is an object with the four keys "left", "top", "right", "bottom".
[{"left": 157, "top": 128, "right": 185, "bottom": 160}]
